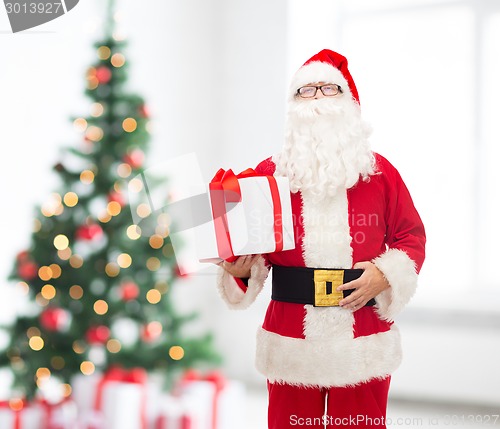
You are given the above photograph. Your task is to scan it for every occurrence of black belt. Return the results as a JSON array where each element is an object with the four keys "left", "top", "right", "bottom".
[{"left": 271, "top": 265, "right": 376, "bottom": 307}]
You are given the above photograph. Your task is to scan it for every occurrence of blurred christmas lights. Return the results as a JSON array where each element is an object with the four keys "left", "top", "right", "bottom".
[
  {"left": 106, "top": 339, "right": 121, "bottom": 353},
  {"left": 97, "top": 45, "right": 111, "bottom": 60},
  {"left": 80, "top": 170, "right": 95, "bottom": 185},
  {"left": 168, "top": 346, "right": 184, "bottom": 361},
  {"left": 146, "top": 257, "right": 160, "bottom": 272},
  {"left": 69, "top": 285, "right": 84, "bottom": 300},
  {"left": 126, "top": 224, "right": 141, "bottom": 240},
  {"left": 80, "top": 361, "right": 95, "bottom": 376},
  {"left": 73, "top": 118, "right": 88, "bottom": 132},
  {"left": 117, "top": 253, "right": 132, "bottom": 268},
  {"left": 146, "top": 289, "right": 161, "bottom": 304},
  {"left": 105, "top": 262, "right": 120, "bottom": 277},
  {"left": 53, "top": 234, "right": 69, "bottom": 250},
  {"left": 110, "top": 53, "right": 125, "bottom": 67},
  {"left": 29, "top": 336, "right": 44, "bottom": 351},
  {"left": 122, "top": 117, "right": 137, "bottom": 133}
]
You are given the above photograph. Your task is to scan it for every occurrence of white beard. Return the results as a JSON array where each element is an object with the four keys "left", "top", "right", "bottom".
[{"left": 273, "top": 95, "right": 375, "bottom": 200}]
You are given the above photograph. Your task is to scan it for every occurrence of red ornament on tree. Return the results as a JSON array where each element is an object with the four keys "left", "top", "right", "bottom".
[
  {"left": 108, "top": 191, "right": 125, "bottom": 207},
  {"left": 18, "top": 260, "right": 38, "bottom": 280},
  {"left": 85, "top": 325, "right": 110, "bottom": 345},
  {"left": 140, "top": 321, "right": 162, "bottom": 343},
  {"left": 95, "top": 66, "right": 112, "bottom": 84},
  {"left": 40, "top": 308, "right": 70, "bottom": 332},
  {"left": 138, "top": 104, "right": 150, "bottom": 118},
  {"left": 122, "top": 149, "right": 144, "bottom": 170},
  {"left": 16, "top": 250, "right": 38, "bottom": 280},
  {"left": 119, "top": 281, "right": 140, "bottom": 301},
  {"left": 76, "top": 223, "right": 103, "bottom": 241},
  {"left": 16, "top": 250, "right": 30, "bottom": 261}
]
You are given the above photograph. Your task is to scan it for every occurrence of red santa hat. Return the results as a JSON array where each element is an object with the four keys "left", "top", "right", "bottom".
[{"left": 289, "top": 49, "right": 360, "bottom": 105}]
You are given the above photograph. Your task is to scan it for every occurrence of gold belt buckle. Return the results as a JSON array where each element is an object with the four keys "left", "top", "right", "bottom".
[{"left": 313, "top": 269, "right": 344, "bottom": 307}]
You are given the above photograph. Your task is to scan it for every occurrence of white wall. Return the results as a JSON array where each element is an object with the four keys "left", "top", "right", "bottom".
[
  {"left": 0, "top": 0, "right": 98, "bottom": 326},
  {"left": 394, "top": 311, "right": 500, "bottom": 407}
]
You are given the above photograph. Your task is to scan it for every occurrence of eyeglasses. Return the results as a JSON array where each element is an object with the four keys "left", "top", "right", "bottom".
[{"left": 296, "top": 84, "right": 342, "bottom": 98}]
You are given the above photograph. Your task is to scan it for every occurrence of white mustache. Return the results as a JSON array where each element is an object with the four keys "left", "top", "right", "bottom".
[{"left": 288, "top": 98, "right": 345, "bottom": 119}]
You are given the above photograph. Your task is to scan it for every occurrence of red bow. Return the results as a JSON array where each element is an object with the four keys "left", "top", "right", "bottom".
[{"left": 181, "top": 369, "right": 227, "bottom": 390}]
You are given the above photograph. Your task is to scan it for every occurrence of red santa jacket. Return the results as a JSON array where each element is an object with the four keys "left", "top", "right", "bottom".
[{"left": 217, "top": 153, "right": 426, "bottom": 387}]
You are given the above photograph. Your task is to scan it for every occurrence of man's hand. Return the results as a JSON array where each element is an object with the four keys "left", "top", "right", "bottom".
[
  {"left": 218, "top": 255, "right": 260, "bottom": 278},
  {"left": 337, "top": 261, "right": 390, "bottom": 311}
]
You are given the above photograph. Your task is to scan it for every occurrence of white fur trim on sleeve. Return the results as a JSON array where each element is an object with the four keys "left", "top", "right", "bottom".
[
  {"left": 372, "top": 248, "right": 418, "bottom": 322},
  {"left": 216, "top": 256, "right": 269, "bottom": 310}
]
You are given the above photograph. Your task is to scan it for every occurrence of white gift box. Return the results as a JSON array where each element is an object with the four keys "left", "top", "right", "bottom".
[
  {"left": 174, "top": 379, "right": 245, "bottom": 429},
  {"left": 0, "top": 403, "right": 45, "bottom": 429},
  {"left": 155, "top": 395, "right": 194, "bottom": 429},
  {"left": 100, "top": 382, "right": 144, "bottom": 429},
  {"left": 71, "top": 374, "right": 100, "bottom": 417},
  {"left": 215, "top": 382, "right": 245, "bottom": 429},
  {"left": 71, "top": 371, "right": 147, "bottom": 429},
  {"left": 196, "top": 173, "right": 295, "bottom": 263},
  {"left": 51, "top": 402, "right": 78, "bottom": 429}
]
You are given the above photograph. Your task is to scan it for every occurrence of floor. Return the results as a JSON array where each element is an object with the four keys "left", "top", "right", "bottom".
[{"left": 244, "top": 387, "right": 500, "bottom": 428}]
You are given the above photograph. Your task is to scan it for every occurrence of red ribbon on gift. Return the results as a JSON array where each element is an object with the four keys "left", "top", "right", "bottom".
[
  {"left": 38, "top": 398, "right": 68, "bottom": 429},
  {"left": 0, "top": 399, "right": 25, "bottom": 429},
  {"left": 156, "top": 413, "right": 192, "bottom": 429},
  {"left": 38, "top": 399, "right": 53, "bottom": 429},
  {"left": 0, "top": 397, "right": 72, "bottom": 429},
  {"left": 93, "top": 366, "right": 148, "bottom": 429},
  {"left": 209, "top": 168, "right": 284, "bottom": 262},
  {"left": 181, "top": 370, "right": 227, "bottom": 429}
]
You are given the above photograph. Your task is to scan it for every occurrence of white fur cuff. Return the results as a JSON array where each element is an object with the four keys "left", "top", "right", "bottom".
[
  {"left": 373, "top": 248, "right": 419, "bottom": 321},
  {"left": 216, "top": 256, "right": 269, "bottom": 310}
]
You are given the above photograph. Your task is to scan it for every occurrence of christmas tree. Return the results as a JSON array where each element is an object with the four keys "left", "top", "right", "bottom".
[{"left": 0, "top": 2, "right": 219, "bottom": 400}]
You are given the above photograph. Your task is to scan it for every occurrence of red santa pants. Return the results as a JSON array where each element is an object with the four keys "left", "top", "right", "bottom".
[{"left": 267, "top": 376, "right": 390, "bottom": 429}]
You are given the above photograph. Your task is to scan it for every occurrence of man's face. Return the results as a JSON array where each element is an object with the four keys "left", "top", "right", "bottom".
[{"left": 276, "top": 77, "right": 374, "bottom": 198}]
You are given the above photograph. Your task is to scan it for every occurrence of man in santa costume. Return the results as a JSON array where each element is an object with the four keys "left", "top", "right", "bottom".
[{"left": 217, "top": 49, "right": 426, "bottom": 428}]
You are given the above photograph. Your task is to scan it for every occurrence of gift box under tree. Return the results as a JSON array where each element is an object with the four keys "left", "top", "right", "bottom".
[
  {"left": 155, "top": 371, "right": 244, "bottom": 429},
  {"left": 0, "top": 398, "right": 77, "bottom": 429},
  {"left": 71, "top": 367, "right": 147, "bottom": 429}
]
